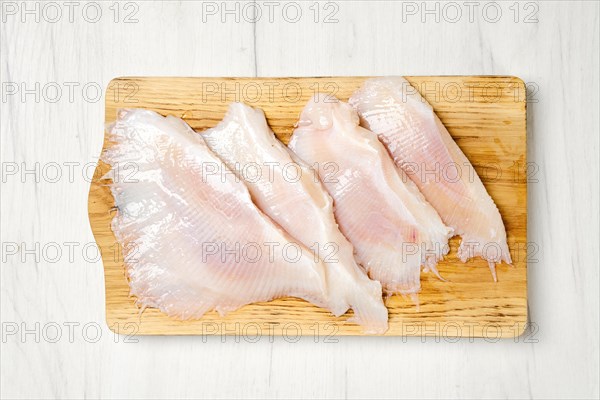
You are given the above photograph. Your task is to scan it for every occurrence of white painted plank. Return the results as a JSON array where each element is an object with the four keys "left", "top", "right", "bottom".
[{"left": 1, "top": 1, "right": 598, "bottom": 399}]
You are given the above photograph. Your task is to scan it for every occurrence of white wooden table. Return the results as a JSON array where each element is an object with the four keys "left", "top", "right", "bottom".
[{"left": 1, "top": 1, "right": 598, "bottom": 399}]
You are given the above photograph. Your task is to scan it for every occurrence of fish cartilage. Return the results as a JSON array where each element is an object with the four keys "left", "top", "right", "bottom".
[
  {"left": 201, "top": 102, "right": 388, "bottom": 334},
  {"left": 289, "top": 95, "right": 452, "bottom": 297},
  {"left": 103, "top": 108, "right": 331, "bottom": 320},
  {"left": 350, "top": 77, "right": 512, "bottom": 278}
]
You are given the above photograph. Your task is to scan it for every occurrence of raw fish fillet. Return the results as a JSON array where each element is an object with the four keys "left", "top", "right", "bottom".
[
  {"left": 201, "top": 102, "right": 388, "bottom": 333},
  {"left": 288, "top": 95, "right": 453, "bottom": 296},
  {"left": 102, "top": 109, "right": 330, "bottom": 319},
  {"left": 349, "top": 77, "right": 512, "bottom": 280}
]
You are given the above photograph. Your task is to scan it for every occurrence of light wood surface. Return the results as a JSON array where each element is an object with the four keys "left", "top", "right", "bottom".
[
  {"left": 5, "top": 2, "right": 599, "bottom": 399},
  {"left": 89, "top": 76, "right": 526, "bottom": 336}
]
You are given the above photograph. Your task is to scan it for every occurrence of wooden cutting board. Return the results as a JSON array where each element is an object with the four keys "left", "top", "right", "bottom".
[{"left": 89, "top": 76, "right": 527, "bottom": 337}]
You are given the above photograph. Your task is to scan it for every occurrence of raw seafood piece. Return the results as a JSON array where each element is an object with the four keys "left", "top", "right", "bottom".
[
  {"left": 349, "top": 77, "right": 512, "bottom": 279},
  {"left": 103, "top": 108, "right": 330, "bottom": 319},
  {"left": 201, "top": 102, "right": 388, "bottom": 333},
  {"left": 288, "top": 95, "right": 453, "bottom": 296}
]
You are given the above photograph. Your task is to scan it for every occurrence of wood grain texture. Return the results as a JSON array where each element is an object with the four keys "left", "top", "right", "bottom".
[
  {"left": 3, "top": 2, "right": 599, "bottom": 399},
  {"left": 89, "top": 76, "right": 527, "bottom": 336}
]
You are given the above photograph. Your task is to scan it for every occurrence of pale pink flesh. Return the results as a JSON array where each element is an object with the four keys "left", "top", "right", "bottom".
[
  {"left": 103, "top": 109, "right": 328, "bottom": 319},
  {"left": 201, "top": 103, "right": 388, "bottom": 333},
  {"left": 349, "top": 77, "right": 512, "bottom": 280},
  {"left": 289, "top": 95, "right": 452, "bottom": 296}
]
